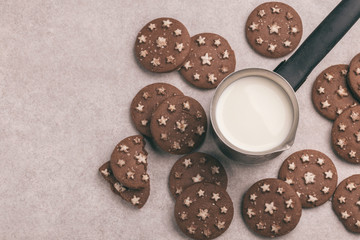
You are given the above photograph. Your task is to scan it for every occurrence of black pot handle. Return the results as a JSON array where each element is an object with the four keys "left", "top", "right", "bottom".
[{"left": 274, "top": 0, "right": 360, "bottom": 91}]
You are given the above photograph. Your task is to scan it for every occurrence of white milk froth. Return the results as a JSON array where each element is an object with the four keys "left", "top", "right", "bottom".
[{"left": 216, "top": 76, "right": 294, "bottom": 152}]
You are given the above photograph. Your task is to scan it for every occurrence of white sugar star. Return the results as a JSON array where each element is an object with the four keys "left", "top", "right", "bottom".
[
  {"left": 156, "top": 87, "right": 166, "bottom": 95},
  {"left": 247, "top": 208, "right": 256, "bottom": 218},
  {"left": 192, "top": 173, "right": 204, "bottom": 183},
  {"left": 249, "top": 22, "right": 259, "bottom": 31},
  {"left": 307, "top": 195, "right": 318, "bottom": 203},
  {"left": 258, "top": 9, "right": 266, "bottom": 17},
  {"left": 197, "top": 209, "right": 209, "bottom": 220},
  {"left": 201, "top": 53, "right": 213, "bottom": 65},
  {"left": 264, "top": 202, "right": 277, "bottom": 215},
  {"left": 337, "top": 138, "right": 346, "bottom": 149},
  {"left": 222, "top": 50, "right": 230, "bottom": 59},
  {"left": 207, "top": 73, "right": 217, "bottom": 84},
  {"left": 250, "top": 193, "right": 257, "bottom": 201},
  {"left": 341, "top": 211, "right": 350, "bottom": 219},
  {"left": 338, "top": 196, "right": 346, "bottom": 204},
  {"left": 142, "top": 174, "right": 149, "bottom": 182},
  {"left": 317, "top": 87, "right": 325, "bottom": 94},
  {"left": 268, "top": 43, "right": 277, "bottom": 52},
  {"left": 346, "top": 182, "right": 357, "bottom": 191},
  {"left": 322, "top": 186, "right": 330, "bottom": 194},
  {"left": 135, "top": 153, "right": 147, "bottom": 164},
  {"left": 214, "top": 39, "right": 221, "bottom": 47},
  {"left": 193, "top": 73, "right": 200, "bottom": 80},
  {"left": 135, "top": 103, "right": 144, "bottom": 112},
  {"left": 355, "top": 68, "right": 360, "bottom": 75},
  {"left": 182, "top": 158, "right": 192, "bottom": 168},
  {"left": 277, "top": 187, "right": 284, "bottom": 195},
  {"left": 174, "top": 29, "right": 182, "bottom": 36},
  {"left": 148, "top": 23, "right": 156, "bottom": 31},
  {"left": 321, "top": 100, "right": 331, "bottom": 109},
  {"left": 317, "top": 158, "right": 325, "bottom": 166},
  {"left": 196, "top": 126, "right": 205, "bottom": 136},
  {"left": 157, "top": 116, "right": 168, "bottom": 126},
  {"left": 268, "top": 23, "right": 281, "bottom": 34},
  {"left": 138, "top": 35, "right": 146, "bottom": 43},
  {"left": 271, "top": 224, "right": 281, "bottom": 234},
  {"left": 256, "top": 37, "right": 264, "bottom": 45},
  {"left": 196, "top": 35, "right": 206, "bottom": 45},
  {"left": 285, "top": 199, "right": 294, "bottom": 209},
  {"left": 221, "top": 206, "right": 228, "bottom": 214},
  {"left": 288, "top": 162, "right": 296, "bottom": 170},
  {"left": 290, "top": 26, "right": 299, "bottom": 34},
  {"left": 350, "top": 111, "right": 360, "bottom": 122},
  {"left": 337, "top": 85, "right": 348, "bottom": 97},
  {"left": 338, "top": 123, "right": 347, "bottom": 131},
  {"left": 175, "top": 42, "right": 184, "bottom": 52},
  {"left": 349, "top": 150, "right": 356, "bottom": 158},
  {"left": 101, "top": 168, "right": 110, "bottom": 177},
  {"left": 166, "top": 55, "right": 175, "bottom": 63},
  {"left": 304, "top": 172, "right": 316, "bottom": 184},
  {"left": 183, "top": 101, "right": 190, "bottom": 110},
  {"left": 162, "top": 19, "right": 172, "bottom": 28},
  {"left": 212, "top": 193, "right": 221, "bottom": 202},
  {"left": 260, "top": 183, "right": 270, "bottom": 192},
  {"left": 271, "top": 6, "right": 280, "bottom": 13},
  {"left": 324, "top": 170, "right": 333, "bottom": 179},
  {"left": 184, "top": 197, "right": 192, "bottom": 207},
  {"left": 131, "top": 195, "right": 140, "bottom": 205},
  {"left": 151, "top": 57, "right": 160, "bottom": 66},
  {"left": 355, "top": 131, "right": 360, "bottom": 142},
  {"left": 183, "top": 61, "right": 193, "bottom": 70},
  {"left": 118, "top": 144, "right": 129, "bottom": 152},
  {"left": 139, "top": 50, "right": 148, "bottom": 58},
  {"left": 168, "top": 104, "right": 176, "bottom": 112},
  {"left": 176, "top": 119, "right": 188, "bottom": 132},
  {"left": 117, "top": 159, "right": 125, "bottom": 167},
  {"left": 215, "top": 221, "right": 225, "bottom": 230},
  {"left": 324, "top": 73, "right": 334, "bottom": 81},
  {"left": 156, "top": 36, "right": 167, "bottom": 48},
  {"left": 301, "top": 154, "right": 310, "bottom": 162},
  {"left": 283, "top": 40, "right": 291, "bottom": 47},
  {"left": 211, "top": 166, "right": 220, "bottom": 174},
  {"left": 285, "top": 177, "right": 294, "bottom": 185},
  {"left": 197, "top": 189, "right": 205, "bottom": 197}
]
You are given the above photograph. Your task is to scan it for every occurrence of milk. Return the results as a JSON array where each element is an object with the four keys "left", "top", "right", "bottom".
[{"left": 215, "top": 76, "right": 294, "bottom": 152}]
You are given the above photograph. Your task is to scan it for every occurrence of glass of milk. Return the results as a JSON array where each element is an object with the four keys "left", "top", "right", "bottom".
[{"left": 210, "top": 68, "right": 299, "bottom": 164}]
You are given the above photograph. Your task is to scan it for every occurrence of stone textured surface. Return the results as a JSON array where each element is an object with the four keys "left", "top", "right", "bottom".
[{"left": 0, "top": 0, "right": 359, "bottom": 239}]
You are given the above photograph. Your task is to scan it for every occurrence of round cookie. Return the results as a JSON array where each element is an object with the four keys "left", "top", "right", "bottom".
[
  {"left": 179, "top": 33, "right": 236, "bottom": 89},
  {"left": 245, "top": 2, "right": 303, "bottom": 58},
  {"left": 242, "top": 178, "right": 302, "bottom": 238},
  {"left": 135, "top": 17, "right": 191, "bottom": 73},
  {"left": 332, "top": 174, "right": 360, "bottom": 233},
  {"left": 174, "top": 182, "right": 234, "bottom": 240},
  {"left": 169, "top": 152, "right": 228, "bottom": 199},
  {"left": 347, "top": 53, "right": 360, "bottom": 101},
  {"left": 150, "top": 95, "right": 207, "bottom": 155},
  {"left": 110, "top": 135, "right": 148, "bottom": 189},
  {"left": 312, "top": 64, "right": 358, "bottom": 120},
  {"left": 331, "top": 105, "right": 360, "bottom": 164},
  {"left": 99, "top": 161, "right": 150, "bottom": 209},
  {"left": 130, "top": 83, "right": 184, "bottom": 137},
  {"left": 278, "top": 149, "right": 338, "bottom": 208}
]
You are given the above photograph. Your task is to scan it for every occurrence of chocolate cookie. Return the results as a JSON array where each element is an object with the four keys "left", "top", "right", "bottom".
[
  {"left": 135, "top": 17, "right": 191, "bottom": 73},
  {"left": 150, "top": 95, "right": 207, "bottom": 155},
  {"left": 130, "top": 83, "right": 184, "bottom": 137},
  {"left": 242, "top": 178, "right": 302, "bottom": 238},
  {"left": 312, "top": 64, "right": 358, "bottom": 120},
  {"left": 347, "top": 53, "right": 360, "bottom": 101},
  {"left": 109, "top": 135, "right": 148, "bottom": 189},
  {"left": 99, "top": 161, "right": 150, "bottom": 209},
  {"left": 174, "top": 182, "right": 234, "bottom": 240},
  {"left": 331, "top": 105, "right": 360, "bottom": 164},
  {"left": 169, "top": 152, "right": 228, "bottom": 199},
  {"left": 245, "top": 2, "right": 303, "bottom": 58},
  {"left": 278, "top": 149, "right": 338, "bottom": 208},
  {"left": 179, "top": 33, "right": 236, "bottom": 89},
  {"left": 332, "top": 174, "right": 360, "bottom": 233}
]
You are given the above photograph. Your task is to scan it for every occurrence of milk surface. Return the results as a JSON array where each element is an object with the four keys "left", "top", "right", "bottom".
[{"left": 216, "top": 76, "right": 294, "bottom": 152}]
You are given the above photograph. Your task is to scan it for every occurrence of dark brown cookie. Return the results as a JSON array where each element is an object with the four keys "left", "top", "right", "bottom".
[
  {"left": 312, "top": 64, "right": 358, "bottom": 120},
  {"left": 135, "top": 17, "right": 191, "bottom": 73},
  {"left": 179, "top": 33, "right": 236, "bottom": 89},
  {"left": 130, "top": 83, "right": 184, "bottom": 137},
  {"left": 278, "top": 149, "right": 338, "bottom": 208},
  {"left": 174, "top": 182, "right": 234, "bottom": 240},
  {"left": 331, "top": 105, "right": 360, "bottom": 164},
  {"left": 169, "top": 152, "right": 228, "bottom": 199},
  {"left": 332, "top": 174, "right": 360, "bottom": 233},
  {"left": 99, "top": 161, "right": 150, "bottom": 209},
  {"left": 109, "top": 135, "right": 148, "bottom": 189},
  {"left": 347, "top": 53, "right": 360, "bottom": 101},
  {"left": 245, "top": 2, "right": 303, "bottom": 58},
  {"left": 150, "top": 95, "right": 207, "bottom": 155},
  {"left": 242, "top": 178, "right": 302, "bottom": 238}
]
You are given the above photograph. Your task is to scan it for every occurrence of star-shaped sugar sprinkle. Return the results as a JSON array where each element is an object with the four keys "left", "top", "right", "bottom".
[
  {"left": 160, "top": 133, "right": 168, "bottom": 140},
  {"left": 211, "top": 166, "right": 220, "bottom": 174},
  {"left": 296, "top": 191, "right": 301, "bottom": 197},
  {"left": 215, "top": 221, "right": 225, "bottom": 230},
  {"left": 271, "top": 6, "right": 280, "bottom": 13},
  {"left": 184, "top": 197, "right": 193, "bottom": 207},
  {"left": 321, "top": 100, "right": 331, "bottom": 108},
  {"left": 193, "top": 73, "right": 200, "bottom": 80},
  {"left": 156, "top": 36, "right": 167, "bottom": 48},
  {"left": 221, "top": 206, "right": 228, "bottom": 214},
  {"left": 277, "top": 187, "right": 284, "bottom": 195},
  {"left": 118, "top": 144, "right": 129, "bottom": 153},
  {"left": 322, "top": 186, "right": 330, "bottom": 194},
  {"left": 220, "top": 66, "right": 229, "bottom": 73},
  {"left": 256, "top": 37, "right": 264, "bottom": 45},
  {"left": 285, "top": 199, "right": 294, "bottom": 209},
  {"left": 117, "top": 159, "right": 125, "bottom": 167},
  {"left": 307, "top": 195, "right": 318, "bottom": 203},
  {"left": 341, "top": 69, "right": 348, "bottom": 76},
  {"left": 268, "top": 23, "right": 281, "bottom": 34},
  {"left": 148, "top": 23, "right": 156, "bottom": 31},
  {"left": 338, "top": 196, "right": 346, "bottom": 203},
  {"left": 349, "top": 150, "right": 356, "bottom": 158},
  {"left": 175, "top": 42, "right": 184, "bottom": 52},
  {"left": 355, "top": 132, "right": 360, "bottom": 142},
  {"left": 135, "top": 153, "right": 147, "bottom": 164},
  {"left": 138, "top": 35, "right": 146, "bottom": 43},
  {"left": 284, "top": 215, "right": 292, "bottom": 223},
  {"left": 168, "top": 104, "right": 176, "bottom": 112},
  {"left": 324, "top": 73, "right": 334, "bottom": 81},
  {"left": 142, "top": 92, "right": 150, "bottom": 99},
  {"left": 141, "top": 119, "right": 148, "bottom": 126},
  {"left": 114, "top": 182, "right": 126, "bottom": 193},
  {"left": 258, "top": 9, "right": 266, "bottom": 17},
  {"left": 250, "top": 194, "right": 257, "bottom": 201},
  {"left": 271, "top": 224, "right": 281, "bottom": 234},
  {"left": 337, "top": 85, "right": 348, "bottom": 97},
  {"left": 317, "top": 87, "right": 325, "bottom": 94},
  {"left": 285, "top": 177, "right": 294, "bottom": 185},
  {"left": 288, "top": 162, "right": 296, "bottom": 170},
  {"left": 256, "top": 222, "right": 265, "bottom": 230},
  {"left": 350, "top": 111, "right": 360, "bottom": 122},
  {"left": 338, "top": 123, "right": 347, "bottom": 131},
  {"left": 179, "top": 212, "right": 188, "bottom": 220},
  {"left": 174, "top": 172, "right": 182, "bottom": 179},
  {"left": 286, "top": 12, "right": 294, "bottom": 20},
  {"left": 317, "top": 158, "right": 325, "bottom": 166},
  {"left": 356, "top": 220, "right": 360, "bottom": 228},
  {"left": 187, "top": 225, "right": 196, "bottom": 234},
  {"left": 166, "top": 55, "right": 175, "bottom": 64},
  {"left": 151, "top": 57, "right": 160, "bottom": 66},
  {"left": 341, "top": 211, "right": 350, "bottom": 219},
  {"left": 101, "top": 168, "right": 110, "bottom": 177},
  {"left": 142, "top": 174, "right": 149, "bottom": 182},
  {"left": 135, "top": 103, "right": 144, "bottom": 112},
  {"left": 174, "top": 29, "right": 182, "bottom": 36},
  {"left": 196, "top": 126, "right": 205, "bottom": 136},
  {"left": 157, "top": 116, "right": 168, "bottom": 126},
  {"left": 356, "top": 200, "right": 360, "bottom": 206},
  {"left": 140, "top": 50, "right": 148, "bottom": 58},
  {"left": 301, "top": 154, "right": 310, "bottom": 162},
  {"left": 247, "top": 208, "right": 256, "bottom": 218},
  {"left": 187, "top": 139, "right": 195, "bottom": 148},
  {"left": 131, "top": 195, "right": 140, "bottom": 205},
  {"left": 197, "top": 36, "right": 206, "bottom": 45},
  {"left": 126, "top": 171, "right": 135, "bottom": 179},
  {"left": 346, "top": 182, "right": 356, "bottom": 191},
  {"left": 197, "top": 209, "right": 209, "bottom": 220},
  {"left": 337, "top": 138, "right": 346, "bottom": 149},
  {"left": 214, "top": 39, "right": 221, "bottom": 47},
  {"left": 212, "top": 193, "right": 220, "bottom": 202},
  {"left": 175, "top": 187, "right": 182, "bottom": 195},
  {"left": 264, "top": 202, "right": 277, "bottom": 215},
  {"left": 337, "top": 108, "right": 343, "bottom": 115},
  {"left": 324, "top": 170, "right": 333, "bottom": 179},
  {"left": 203, "top": 229, "right": 211, "bottom": 237},
  {"left": 304, "top": 172, "right": 316, "bottom": 184},
  {"left": 260, "top": 183, "right": 270, "bottom": 192},
  {"left": 156, "top": 87, "right": 166, "bottom": 95},
  {"left": 207, "top": 73, "right": 217, "bottom": 84},
  {"left": 249, "top": 22, "right": 259, "bottom": 31},
  {"left": 176, "top": 119, "right": 188, "bottom": 132},
  {"left": 183, "top": 101, "right": 190, "bottom": 110},
  {"left": 133, "top": 137, "right": 141, "bottom": 144},
  {"left": 183, "top": 61, "right": 193, "bottom": 70},
  {"left": 355, "top": 68, "right": 360, "bottom": 75},
  {"left": 182, "top": 158, "right": 192, "bottom": 168},
  {"left": 162, "top": 19, "right": 172, "bottom": 28},
  {"left": 197, "top": 189, "right": 205, "bottom": 197},
  {"left": 290, "top": 26, "right": 299, "bottom": 34},
  {"left": 201, "top": 53, "right": 213, "bottom": 65},
  {"left": 172, "top": 141, "right": 181, "bottom": 150},
  {"left": 283, "top": 40, "right": 291, "bottom": 47},
  {"left": 222, "top": 50, "right": 230, "bottom": 59},
  {"left": 268, "top": 43, "right": 277, "bottom": 52},
  {"left": 192, "top": 173, "right": 204, "bottom": 183}
]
